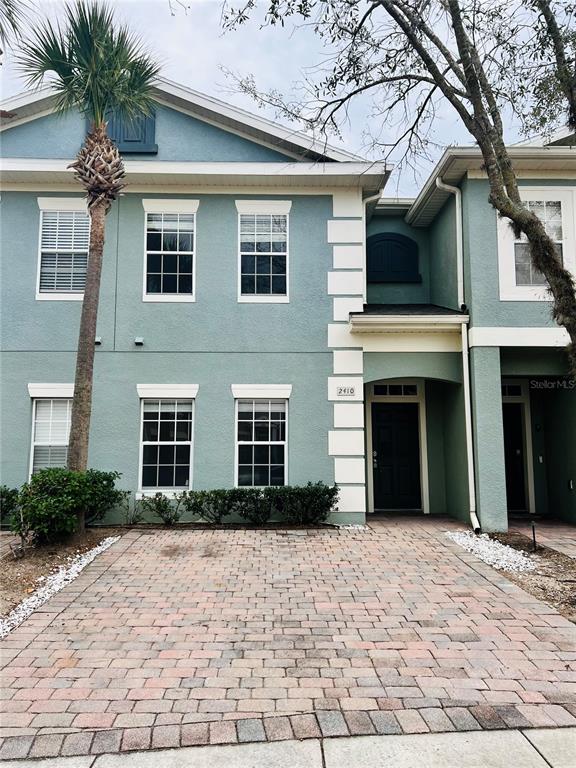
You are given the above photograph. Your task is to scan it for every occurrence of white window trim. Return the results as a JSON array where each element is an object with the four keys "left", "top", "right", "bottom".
[
  {"left": 142, "top": 199, "right": 200, "bottom": 214},
  {"left": 498, "top": 187, "right": 576, "bottom": 301},
  {"left": 37, "top": 197, "right": 87, "bottom": 212},
  {"left": 141, "top": 202, "right": 199, "bottom": 303},
  {"left": 136, "top": 384, "right": 199, "bottom": 399},
  {"left": 233, "top": 397, "right": 289, "bottom": 488},
  {"left": 231, "top": 384, "right": 292, "bottom": 399},
  {"left": 236, "top": 204, "right": 290, "bottom": 304},
  {"left": 28, "top": 383, "right": 74, "bottom": 398},
  {"left": 36, "top": 201, "right": 89, "bottom": 301},
  {"left": 28, "top": 396, "right": 72, "bottom": 478},
  {"left": 365, "top": 379, "right": 430, "bottom": 516},
  {"left": 137, "top": 394, "right": 197, "bottom": 495},
  {"left": 502, "top": 379, "right": 536, "bottom": 516},
  {"left": 235, "top": 200, "right": 292, "bottom": 215}
]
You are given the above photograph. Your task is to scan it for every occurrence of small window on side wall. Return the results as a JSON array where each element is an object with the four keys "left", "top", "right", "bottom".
[
  {"left": 367, "top": 233, "right": 421, "bottom": 284},
  {"left": 93, "top": 110, "right": 157, "bottom": 154}
]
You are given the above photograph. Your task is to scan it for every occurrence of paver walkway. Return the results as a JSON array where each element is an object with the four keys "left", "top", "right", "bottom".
[
  {"left": 1, "top": 518, "right": 575, "bottom": 762},
  {"left": 510, "top": 519, "right": 576, "bottom": 560}
]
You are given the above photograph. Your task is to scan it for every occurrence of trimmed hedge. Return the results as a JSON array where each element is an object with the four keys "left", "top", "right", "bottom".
[{"left": 181, "top": 482, "right": 339, "bottom": 526}]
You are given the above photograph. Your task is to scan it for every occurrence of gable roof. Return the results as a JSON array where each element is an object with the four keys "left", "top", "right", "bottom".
[{"left": 0, "top": 75, "right": 363, "bottom": 163}]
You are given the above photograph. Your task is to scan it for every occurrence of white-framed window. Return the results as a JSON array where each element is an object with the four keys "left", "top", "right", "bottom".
[
  {"left": 139, "top": 398, "right": 194, "bottom": 490},
  {"left": 30, "top": 398, "right": 72, "bottom": 474},
  {"left": 36, "top": 199, "right": 90, "bottom": 301},
  {"left": 141, "top": 200, "right": 199, "bottom": 302},
  {"left": 235, "top": 399, "right": 287, "bottom": 486},
  {"left": 235, "top": 201, "right": 291, "bottom": 303},
  {"left": 498, "top": 188, "right": 575, "bottom": 301}
]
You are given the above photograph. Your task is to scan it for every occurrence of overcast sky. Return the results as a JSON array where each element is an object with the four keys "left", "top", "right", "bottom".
[{"left": 1, "top": 0, "right": 522, "bottom": 195}]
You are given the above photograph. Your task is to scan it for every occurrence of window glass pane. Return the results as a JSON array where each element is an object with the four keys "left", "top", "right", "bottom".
[
  {"left": 145, "top": 212, "right": 195, "bottom": 296},
  {"left": 39, "top": 212, "right": 89, "bottom": 293},
  {"left": 140, "top": 399, "right": 193, "bottom": 489},
  {"left": 32, "top": 399, "right": 71, "bottom": 473},
  {"left": 235, "top": 398, "right": 286, "bottom": 487},
  {"left": 240, "top": 213, "right": 287, "bottom": 295}
]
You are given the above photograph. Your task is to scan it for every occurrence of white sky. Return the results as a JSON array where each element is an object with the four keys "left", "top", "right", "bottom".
[{"left": 0, "top": 0, "right": 523, "bottom": 195}]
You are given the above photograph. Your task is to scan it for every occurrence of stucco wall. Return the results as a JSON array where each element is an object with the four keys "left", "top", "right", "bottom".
[
  {"left": 429, "top": 196, "right": 460, "bottom": 310},
  {"left": 0, "top": 103, "right": 293, "bottom": 162}
]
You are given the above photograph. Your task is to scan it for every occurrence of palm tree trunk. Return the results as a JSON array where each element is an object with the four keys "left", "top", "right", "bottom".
[{"left": 67, "top": 201, "right": 107, "bottom": 488}]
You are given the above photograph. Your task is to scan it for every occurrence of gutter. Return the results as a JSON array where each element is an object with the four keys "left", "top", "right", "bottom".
[{"left": 435, "top": 177, "right": 480, "bottom": 534}]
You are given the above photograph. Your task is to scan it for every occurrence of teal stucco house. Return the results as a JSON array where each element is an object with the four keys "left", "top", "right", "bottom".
[{"left": 1, "top": 79, "right": 574, "bottom": 531}]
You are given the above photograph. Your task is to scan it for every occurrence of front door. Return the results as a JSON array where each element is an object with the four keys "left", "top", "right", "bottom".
[
  {"left": 503, "top": 402, "right": 528, "bottom": 512},
  {"left": 372, "top": 402, "right": 421, "bottom": 510}
]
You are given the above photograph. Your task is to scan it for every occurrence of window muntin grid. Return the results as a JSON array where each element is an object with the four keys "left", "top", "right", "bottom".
[
  {"left": 141, "top": 399, "right": 193, "bottom": 489},
  {"left": 145, "top": 213, "right": 195, "bottom": 295},
  {"left": 31, "top": 399, "right": 72, "bottom": 473},
  {"left": 236, "top": 399, "right": 286, "bottom": 486},
  {"left": 240, "top": 214, "right": 287, "bottom": 295},
  {"left": 514, "top": 200, "right": 564, "bottom": 286},
  {"left": 39, "top": 210, "right": 90, "bottom": 293}
]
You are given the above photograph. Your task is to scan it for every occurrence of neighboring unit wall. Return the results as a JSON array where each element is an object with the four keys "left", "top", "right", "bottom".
[
  {"left": 429, "top": 195, "right": 460, "bottom": 311},
  {"left": 366, "top": 215, "right": 430, "bottom": 304}
]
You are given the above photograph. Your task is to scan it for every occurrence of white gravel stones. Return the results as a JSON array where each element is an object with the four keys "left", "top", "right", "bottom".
[
  {"left": 446, "top": 530, "right": 537, "bottom": 573},
  {"left": 0, "top": 536, "right": 119, "bottom": 638}
]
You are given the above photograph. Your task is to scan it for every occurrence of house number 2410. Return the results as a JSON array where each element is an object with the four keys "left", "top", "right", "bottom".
[{"left": 337, "top": 386, "right": 356, "bottom": 396}]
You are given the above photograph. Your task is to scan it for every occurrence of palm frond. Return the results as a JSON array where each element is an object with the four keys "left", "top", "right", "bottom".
[
  {"left": 17, "top": 0, "right": 160, "bottom": 127},
  {"left": 0, "top": 0, "right": 30, "bottom": 46}
]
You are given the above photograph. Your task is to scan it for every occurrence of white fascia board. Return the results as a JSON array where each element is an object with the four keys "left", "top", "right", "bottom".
[
  {"left": 235, "top": 200, "right": 292, "bottom": 214},
  {"left": 349, "top": 314, "right": 468, "bottom": 332},
  {"left": 37, "top": 197, "right": 87, "bottom": 211},
  {"left": 468, "top": 327, "right": 569, "bottom": 347},
  {"left": 231, "top": 384, "right": 292, "bottom": 399},
  {"left": 28, "top": 383, "right": 74, "bottom": 398},
  {"left": 142, "top": 199, "right": 199, "bottom": 213},
  {"left": 136, "top": 384, "right": 199, "bottom": 398}
]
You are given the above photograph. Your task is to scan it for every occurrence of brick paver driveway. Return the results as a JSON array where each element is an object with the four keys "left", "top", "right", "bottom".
[{"left": 1, "top": 518, "right": 575, "bottom": 761}]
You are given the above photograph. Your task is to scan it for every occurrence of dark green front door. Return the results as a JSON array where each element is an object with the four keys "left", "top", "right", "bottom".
[{"left": 372, "top": 402, "right": 422, "bottom": 510}]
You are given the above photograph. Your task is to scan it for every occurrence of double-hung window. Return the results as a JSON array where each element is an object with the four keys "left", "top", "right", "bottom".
[
  {"left": 236, "top": 398, "right": 287, "bottom": 486},
  {"left": 37, "top": 199, "right": 89, "bottom": 300},
  {"left": 142, "top": 200, "right": 199, "bottom": 301},
  {"left": 140, "top": 398, "right": 194, "bottom": 490},
  {"left": 30, "top": 398, "right": 72, "bottom": 474},
  {"left": 236, "top": 201, "right": 291, "bottom": 302},
  {"left": 498, "top": 188, "right": 575, "bottom": 301}
]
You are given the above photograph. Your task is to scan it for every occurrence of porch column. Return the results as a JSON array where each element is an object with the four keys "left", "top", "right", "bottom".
[{"left": 469, "top": 346, "right": 507, "bottom": 532}]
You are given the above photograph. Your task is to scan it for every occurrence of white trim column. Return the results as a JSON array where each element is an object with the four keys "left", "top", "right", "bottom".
[{"left": 327, "top": 191, "right": 366, "bottom": 521}]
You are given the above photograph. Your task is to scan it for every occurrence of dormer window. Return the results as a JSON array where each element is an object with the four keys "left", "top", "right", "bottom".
[{"left": 367, "top": 233, "right": 421, "bottom": 283}]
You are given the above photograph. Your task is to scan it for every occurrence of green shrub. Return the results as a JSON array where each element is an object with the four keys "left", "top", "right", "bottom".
[
  {"left": 183, "top": 483, "right": 338, "bottom": 526},
  {"left": 267, "top": 483, "right": 339, "bottom": 525},
  {"left": 140, "top": 492, "right": 183, "bottom": 526},
  {"left": 234, "top": 488, "right": 271, "bottom": 526},
  {"left": 84, "top": 470, "right": 126, "bottom": 524},
  {"left": 14, "top": 468, "right": 90, "bottom": 543},
  {"left": 181, "top": 489, "right": 232, "bottom": 525},
  {"left": 122, "top": 494, "right": 145, "bottom": 525},
  {"left": 0, "top": 485, "right": 19, "bottom": 529}
]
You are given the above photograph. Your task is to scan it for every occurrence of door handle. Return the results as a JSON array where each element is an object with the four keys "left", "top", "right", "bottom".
[{"left": 373, "top": 450, "right": 378, "bottom": 469}]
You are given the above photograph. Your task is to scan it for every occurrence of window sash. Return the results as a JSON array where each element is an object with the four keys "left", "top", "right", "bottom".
[
  {"left": 39, "top": 211, "right": 90, "bottom": 293},
  {"left": 236, "top": 399, "right": 287, "bottom": 487},
  {"left": 514, "top": 200, "right": 564, "bottom": 287},
  {"left": 140, "top": 398, "right": 193, "bottom": 489},
  {"left": 31, "top": 399, "right": 72, "bottom": 474},
  {"left": 239, "top": 214, "right": 288, "bottom": 296},
  {"left": 145, "top": 213, "right": 195, "bottom": 296}
]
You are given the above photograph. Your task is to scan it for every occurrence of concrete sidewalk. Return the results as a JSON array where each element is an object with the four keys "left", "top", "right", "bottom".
[{"left": 3, "top": 728, "right": 575, "bottom": 768}]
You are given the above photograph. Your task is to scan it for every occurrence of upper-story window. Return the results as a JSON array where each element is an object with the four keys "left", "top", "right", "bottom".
[
  {"left": 366, "top": 233, "right": 421, "bottom": 283},
  {"left": 89, "top": 110, "right": 157, "bottom": 154},
  {"left": 235, "top": 201, "right": 291, "bottom": 302},
  {"left": 142, "top": 200, "right": 199, "bottom": 302},
  {"left": 498, "top": 188, "right": 575, "bottom": 301},
  {"left": 36, "top": 199, "right": 89, "bottom": 301},
  {"left": 514, "top": 201, "right": 563, "bottom": 286}
]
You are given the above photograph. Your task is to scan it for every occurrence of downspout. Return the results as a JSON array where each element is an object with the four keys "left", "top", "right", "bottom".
[{"left": 435, "top": 178, "right": 480, "bottom": 533}]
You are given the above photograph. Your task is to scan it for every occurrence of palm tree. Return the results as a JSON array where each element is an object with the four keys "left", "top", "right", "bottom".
[{"left": 19, "top": 1, "right": 159, "bottom": 507}]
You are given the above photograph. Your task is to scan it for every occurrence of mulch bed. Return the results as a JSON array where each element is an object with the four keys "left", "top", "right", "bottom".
[
  {"left": 491, "top": 531, "right": 576, "bottom": 623},
  {"left": 0, "top": 527, "right": 123, "bottom": 617}
]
